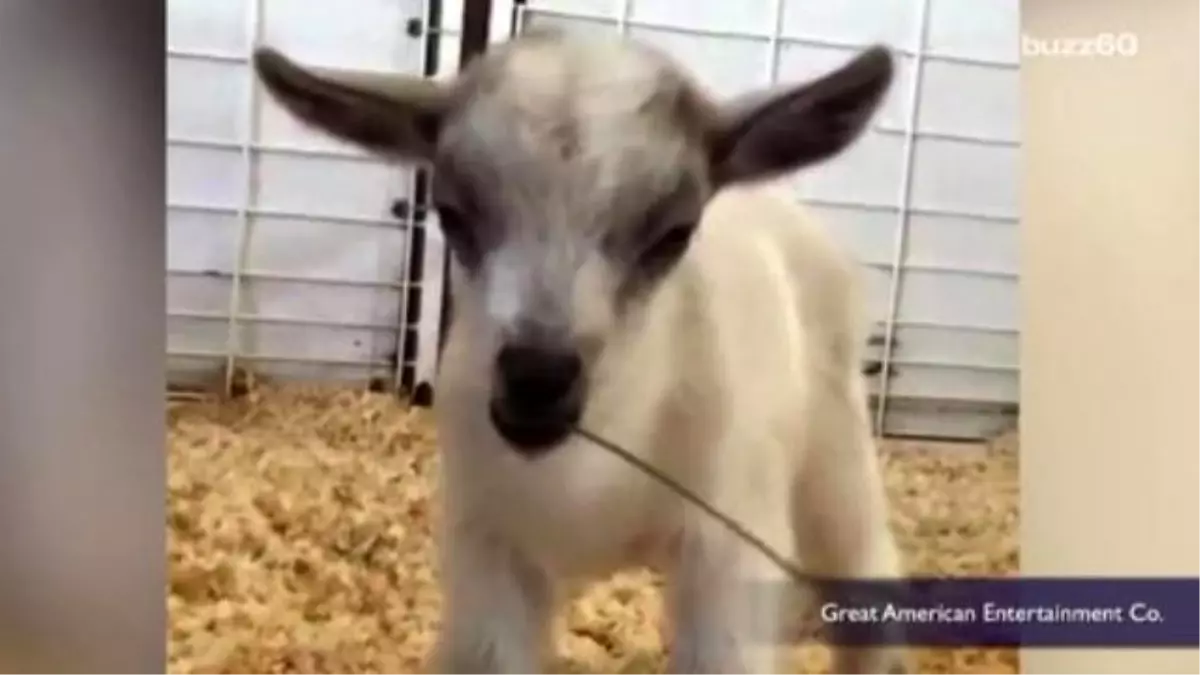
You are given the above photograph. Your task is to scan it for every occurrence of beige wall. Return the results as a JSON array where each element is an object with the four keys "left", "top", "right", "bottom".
[{"left": 1021, "top": 0, "right": 1199, "bottom": 672}]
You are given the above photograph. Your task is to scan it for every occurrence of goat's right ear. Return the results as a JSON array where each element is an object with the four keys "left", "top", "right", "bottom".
[
  {"left": 252, "top": 46, "right": 452, "bottom": 161},
  {"left": 705, "top": 45, "right": 893, "bottom": 187}
]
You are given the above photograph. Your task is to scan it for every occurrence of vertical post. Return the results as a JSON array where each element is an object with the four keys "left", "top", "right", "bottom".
[
  {"left": 223, "top": 0, "right": 264, "bottom": 396},
  {"left": 460, "top": 0, "right": 495, "bottom": 65},
  {"left": 394, "top": 0, "right": 440, "bottom": 395},
  {"left": 613, "top": 0, "right": 633, "bottom": 35},
  {"left": 764, "top": 0, "right": 786, "bottom": 86},
  {"left": 873, "top": 0, "right": 931, "bottom": 436}
]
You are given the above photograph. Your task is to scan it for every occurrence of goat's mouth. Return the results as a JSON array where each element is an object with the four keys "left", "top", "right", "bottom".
[{"left": 488, "top": 396, "right": 581, "bottom": 456}]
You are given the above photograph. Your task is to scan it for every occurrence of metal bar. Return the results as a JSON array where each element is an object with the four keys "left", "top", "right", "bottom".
[
  {"left": 884, "top": 358, "right": 1020, "bottom": 374},
  {"left": 169, "top": 309, "right": 404, "bottom": 333},
  {"left": 613, "top": 0, "right": 632, "bottom": 35},
  {"left": 169, "top": 268, "right": 412, "bottom": 290},
  {"left": 874, "top": 397, "right": 1020, "bottom": 411},
  {"left": 411, "top": 0, "right": 456, "bottom": 404},
  {"left": 861, "top": 260, "right": 1018, "bottom": 280},
  {"left": 166, "top": 47, "right": 245, "bottom": 64},
  {"left": 879, "top": 319, "right": 1017, "bottom": 335},
  {"left": 877, "top": 125, "right": 1018, "bottom": 148},
  {"left": 168, "top": 201, "right": 405, "bottom": 230},
  {"left": 460, "top": 0, "right": 494, "bottom": 66},
  {"left": 512, "top": 0, "right": 528, "bottom": 35},
  {"left": 874, "top": 432, "right": 1011, "bottom": 445},
  {"left": 874, "top": 0, "right": 933, "bottom": 435},
  {"left": 170, "top": 349, "right": 403, "bottom": 369},
  {"left": 168, "top": 135, "right": 375, "bottom": 162},
  {"left": 868, "top": 391, "right": 1019, "bottom": 408},
  {"left": 411, "top": 0, "right": 464, "bottom": 394},
  {"left": 801, "top": 197, "right": 1019, "bottom": 223},
  {"left": 402, "top": 0, "right": 452, "bottom": 397},
  {"left": 168, "top": 36, "right": 469, "bottom": 64},
  {"left": 521, "top": 6, "right": 1019, "bottom": 70},
  {"left": 764, "top": 0, "right": 786, "bottom": 84},
  {"left": 861, "top": 360, "right": 1019, "bottom": 378},
  {"left": 222, "top": 0, "right": 263, "bottom": 397}
]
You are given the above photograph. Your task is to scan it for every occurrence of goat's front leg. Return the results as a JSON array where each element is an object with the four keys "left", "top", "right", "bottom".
[
  {"left": 429, "top": 515, "right": 556, "bottom": 674},
  {"left": 793, "top": 390, "right": 910, "bottom": 674},
  {"left": 664, "top": 439, "right": 793, "bottom": 674}
]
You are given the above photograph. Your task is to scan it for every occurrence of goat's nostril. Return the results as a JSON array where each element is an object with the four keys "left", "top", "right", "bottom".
[{"left": 495, "top": 344, "right": 583, "bottom": 405}]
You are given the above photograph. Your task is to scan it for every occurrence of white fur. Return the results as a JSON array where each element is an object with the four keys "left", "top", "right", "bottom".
[{"left": 431, "top": 183, "right": 908, "bottom": 674}]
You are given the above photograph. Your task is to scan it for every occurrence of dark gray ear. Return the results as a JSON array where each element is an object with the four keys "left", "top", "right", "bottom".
[
  {"left": 252, "top": 46, "right": 453, "bottom": 161},
  {"left": 708, "top": 46, "right": 894, "bottom": 186}
]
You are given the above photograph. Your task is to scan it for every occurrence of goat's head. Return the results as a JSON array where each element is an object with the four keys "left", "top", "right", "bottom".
[{"left": 254, "top": 29, "right": 893, "bottom": 454}]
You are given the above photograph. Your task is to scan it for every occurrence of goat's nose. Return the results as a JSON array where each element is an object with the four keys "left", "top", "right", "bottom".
[
  {"left": 491, "top": 343, "right": 585, "bottom": 453},
  {"left": 494, "top": 343, "right": 583, "bottom": 409}
]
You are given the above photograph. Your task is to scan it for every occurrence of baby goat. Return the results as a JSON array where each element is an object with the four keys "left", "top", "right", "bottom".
[{"left": 254, "top": 28, "right": 908, "bottom": 674}]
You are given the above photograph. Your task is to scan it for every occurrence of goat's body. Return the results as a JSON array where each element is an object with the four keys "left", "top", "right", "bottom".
[
  {"left": 432, "top": 184, "right": 905, "bottom": 673},
  {"left": 253, "top": 26, "right": 906, "bottom": 674}
]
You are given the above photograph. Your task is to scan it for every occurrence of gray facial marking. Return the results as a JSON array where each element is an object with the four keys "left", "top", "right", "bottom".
[{"left": 428, "top": 31, "right": 717, "bottom": 343}]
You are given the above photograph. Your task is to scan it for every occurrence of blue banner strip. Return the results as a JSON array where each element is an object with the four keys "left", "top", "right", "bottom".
[{"left": 793, "top": 577, "right": 1200, "bottom": 648}]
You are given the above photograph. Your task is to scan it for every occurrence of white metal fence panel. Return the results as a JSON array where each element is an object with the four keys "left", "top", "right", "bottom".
[
  {"left": 504, "top": 0, "right": 1021, "bottom": 439},
  {"left": 166, "top": 0, "right": 458, "bottom": 396}
]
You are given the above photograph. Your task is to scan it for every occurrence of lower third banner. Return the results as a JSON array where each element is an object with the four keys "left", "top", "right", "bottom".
[{"left": 793, "top": 577, "right": 1199, "bottom": 648}]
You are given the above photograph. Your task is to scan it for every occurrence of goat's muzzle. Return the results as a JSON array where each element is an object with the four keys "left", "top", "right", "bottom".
[{"left": 489, "top": 342, "right": 584, "bottom": 455}]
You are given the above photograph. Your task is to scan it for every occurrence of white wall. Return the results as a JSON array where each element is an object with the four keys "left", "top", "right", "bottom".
[
  {"left": 166, "top": 0, "right": 458, "bottom": 394},
  {"left": 165, "top": 0, "right": 1021, "bottom": 440}
]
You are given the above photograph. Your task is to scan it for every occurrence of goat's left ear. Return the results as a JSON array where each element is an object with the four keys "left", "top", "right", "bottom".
[
  {"left": 253, "top": 46, "right": 453, "bottom": 162},
  {"left": 707, "top": 45, "right": 894, "bottom": 187}
]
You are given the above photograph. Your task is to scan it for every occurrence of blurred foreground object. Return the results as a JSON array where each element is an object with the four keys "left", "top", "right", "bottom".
[{"left": 0, "top": 1, "right": 166, "bottom": 672}]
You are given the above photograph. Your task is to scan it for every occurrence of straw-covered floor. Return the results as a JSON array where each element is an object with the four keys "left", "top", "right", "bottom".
[{"left": 167, "top": 376, "right": 1020, "bottom": 674}]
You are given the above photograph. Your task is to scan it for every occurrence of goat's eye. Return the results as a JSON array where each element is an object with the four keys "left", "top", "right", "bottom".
[{"left": 638, "top": 222, "right": 696, "bottom": 271}]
